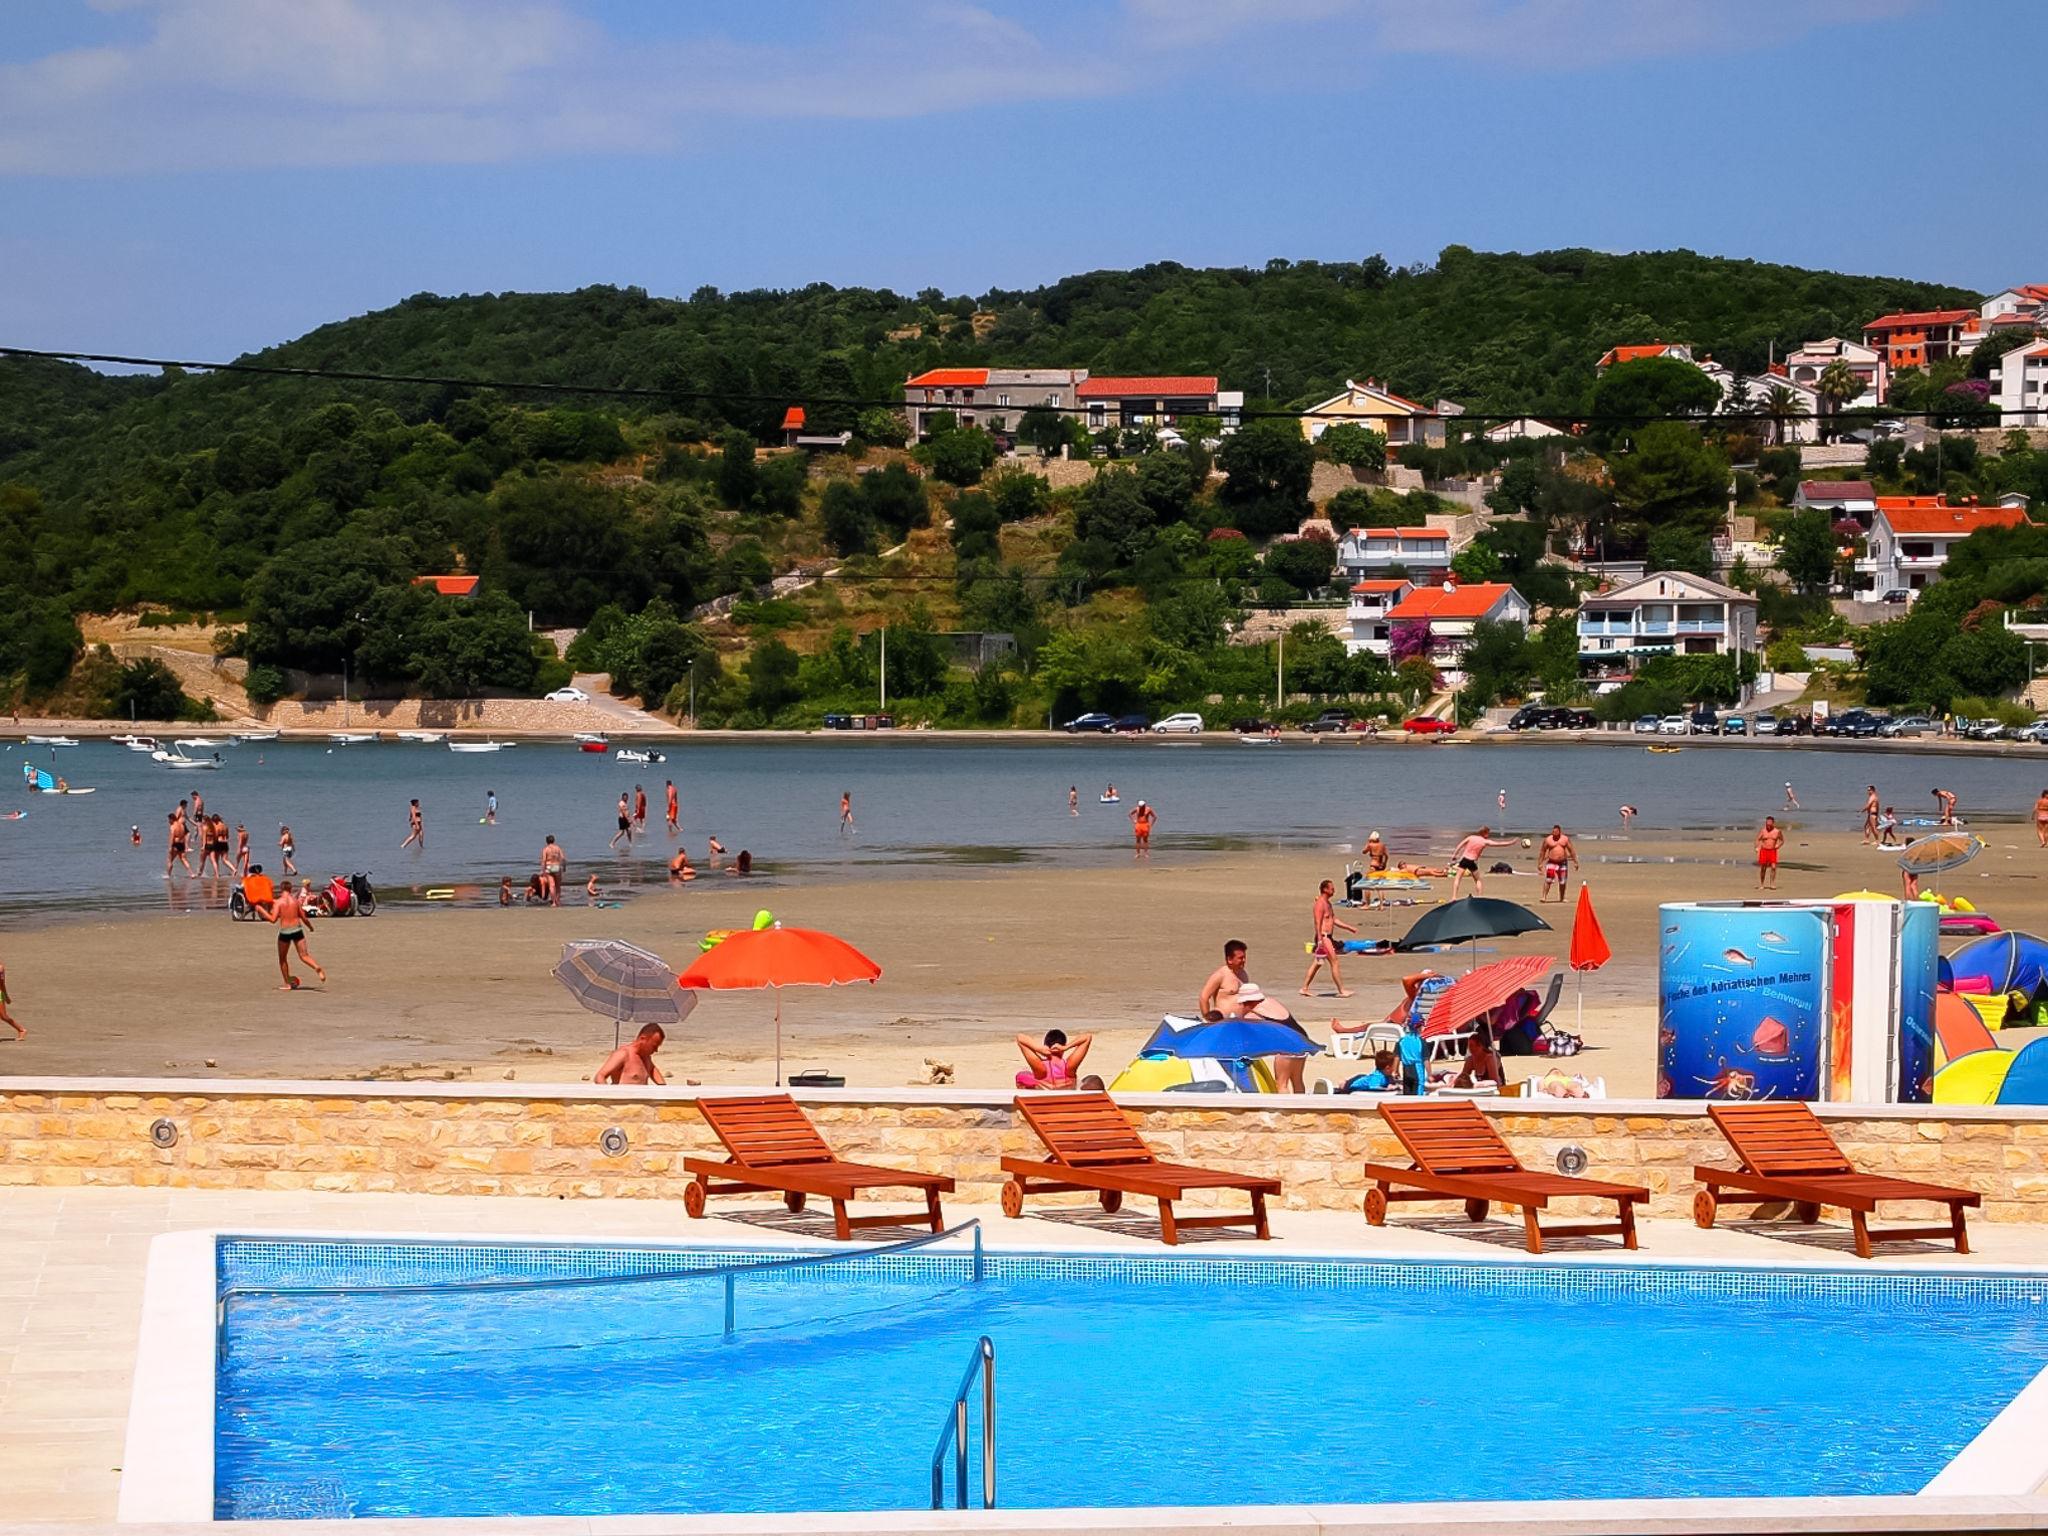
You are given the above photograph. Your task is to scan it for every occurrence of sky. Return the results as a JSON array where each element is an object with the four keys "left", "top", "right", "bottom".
[{"left": 0, "top": 0, "right": 2034, "bottom": 363}]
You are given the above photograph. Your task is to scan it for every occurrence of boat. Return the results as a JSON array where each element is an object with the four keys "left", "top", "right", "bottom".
[
  {"left": 579, "top": 740, "right": 609, "bottom": 754},
  {"left": 175, "top": 737, "right": 224, "bottom": 751},
  {"left": 1239, "top": 736, "right": 1278, "bottom": 746},
  {"left": 123, "top": 736, "right": 162, "bottom": 753},
  {"left": 329, "top": 732, "right": 378, "bottom": 745},
  {"left": 572, "top": 733, "right": 609, "bottom": 744},
  {"left": 395, "top": 731, "right": 447, "bottom": 744},
  {"left": 231, "top": 730, "right": 280, "bottom": 744},
  {"left": 151, "top": 750, "right": 220, "bottom": 770},
  {"left": 448, "top": 741, "right": 509, "bottom": 754},
  {"left": 1646, "top": 745, "right": 1684, "bottom": 755},
  {"left": 24, "top": 735, "right": 77, "bottom": 747},
  {"left": 1100, "top": 794, "right": 1121, "bottom": 804},
  {"left": 616, "top": 747, "right": 665, "bottom": 764}
]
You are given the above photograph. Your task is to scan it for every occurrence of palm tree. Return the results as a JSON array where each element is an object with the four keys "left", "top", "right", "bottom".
[
  {"left": 1763, "top": 384, "right": 1810, "bottom": 447},
  {"left": 1816, "top": 361, "right": 1862, "bottom": 443}
]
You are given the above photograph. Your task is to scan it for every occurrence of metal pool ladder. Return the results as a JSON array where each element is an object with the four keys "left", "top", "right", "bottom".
[{"left": 930, "top": 1335, "right": 996, "bottom": 1510}]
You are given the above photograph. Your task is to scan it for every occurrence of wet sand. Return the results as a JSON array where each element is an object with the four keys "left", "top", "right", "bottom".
[{"left": 3, "top": 823, "right": 2044, "bottom": 1095}]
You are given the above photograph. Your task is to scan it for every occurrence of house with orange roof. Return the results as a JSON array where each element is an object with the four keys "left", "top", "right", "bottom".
[
  {"left": 1982, "top": 285, "right": 2048, "bottom": 328},
  {"left": 1345, "top": 578, "right": 1414, "bottom": 656},
  {"left": 1783, "top": 337, "right": 1886, "bottom": 409},
  {"left": 1992, "top": 338, "right": 2048, "bottom": 429},
  {"left": 1595, "top": 342, "right": 1695, "bottom": 372},
  {"left": 901, "top": 367, "right": 1085, "bottom": 442},
  {"left": 1861, "top": 310, "right": 1982, "bottom": 374},
  {"left": 1856, "top": 497, "right": 2030, "bottom": 601},
  {"left": 1334, "top": 524, "right": 1453, "bottom": 585},
  {"left": 1077, "top": 375, "right": 1241, "bottom": 436},
  {"left": 412, "top": 574, "right": 480, "bottom": 598},
  {"left": 1297, "top": 378, "right": 1459, "bottom": 450},
  {"left": 1368, "top": 580, "right": 1529, "bottom": 680}
]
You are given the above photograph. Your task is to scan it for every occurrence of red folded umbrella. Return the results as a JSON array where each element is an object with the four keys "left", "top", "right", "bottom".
[
  {"left": 1420, "top": 954, "right": 1555, "bottom": 1038},
  {"left": 1570, "top": 885, "right": 1612, "bottom": 972}
]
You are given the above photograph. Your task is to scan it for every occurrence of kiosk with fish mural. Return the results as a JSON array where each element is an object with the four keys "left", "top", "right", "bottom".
[
  {"left": 1658, "top": 904, "right": 1830, "bottom": 1100},
  {"left": 1659, "top": 899, "right": 1938, "bottom": 1104}
]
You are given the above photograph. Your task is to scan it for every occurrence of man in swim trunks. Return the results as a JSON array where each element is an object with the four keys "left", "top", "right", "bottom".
[
  {"left": 1129, "top": 799, "right": 1156, "bottom": 855},
  {"left": 1199, "top": 939, "right": 1313, "bottom": 1092},
  {"left": 165, "top": 808, "right": 193, "bottom": 877},
  {"left": 634, "top": 785, "right": 648, "bottom": 827},
  {"left": 665, "top": 780, "right": 679, "bottom": 834},
  {"left": 1861, "top": 786, "right": 1880, "bottom": 845},
  {"left": 1300, "top": 878, "right": 1357, "bottom": 998},
  {"left": 668, "top": 847, "right": 696, "bottom": 883},
  {"left": 1014, "top": 1028, "right": 1092, "bottom": 1090},
  {"left": 539, "top": 835, "right": 565, "bottom": 905},
  {"left": 1934, "top": 787, "right": 1958, "bottom": 827},
  {"left": 1538, "top": 825, "right": 1578, "bottom": 903},
  {"left": 610, "top": 791, "right": 632, "bottom": 850},
  {"left": 1448, "top": 825, "right": 1514, "bottom": 899},
  {"left": 401, "top": 798, "right": 425, "bottom": 851},
  {"left": 595, "top": 1024, "right": 667, "bottom": 1086},
  {"left": 1756, "top": 815, "right": 1784, "bottom": 890},
  {"left": 272, "top": 880, "right": 327, "bottom": 989}
]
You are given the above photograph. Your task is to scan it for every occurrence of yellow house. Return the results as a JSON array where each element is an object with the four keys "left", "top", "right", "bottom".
[{"left": 1299, "top": 378, "right": 1452, "bottom": 449}]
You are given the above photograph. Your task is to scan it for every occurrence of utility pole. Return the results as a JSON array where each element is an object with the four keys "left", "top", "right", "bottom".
[
  {"left": 1276, "top": 629, "right": 1284, "bottom": 712},
  {"left": 879, "top": 626, "right": 888, "bottom": 712}
]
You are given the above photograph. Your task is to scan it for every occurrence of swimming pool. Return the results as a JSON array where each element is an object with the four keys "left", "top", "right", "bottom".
[{"left": 207, "top": 1236, "right": 2048, "bottom": 1519}]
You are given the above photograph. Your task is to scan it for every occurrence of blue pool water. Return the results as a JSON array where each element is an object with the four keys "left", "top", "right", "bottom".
[{"left": 212, "top": 1239, "right": 2048, "bottom": 1518}]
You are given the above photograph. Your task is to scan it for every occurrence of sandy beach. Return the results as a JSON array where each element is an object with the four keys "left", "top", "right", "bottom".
[{"left": 4, "top": 820, "right": 2043, "bottom": 1095}]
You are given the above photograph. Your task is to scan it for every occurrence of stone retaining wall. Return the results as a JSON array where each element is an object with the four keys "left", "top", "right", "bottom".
[{"left": 5, "top": 1080, "right": 2048, "bottom": 1222}]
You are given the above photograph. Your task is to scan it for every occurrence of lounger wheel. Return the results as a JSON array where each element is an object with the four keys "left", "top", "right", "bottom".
[
  {"left": 1692, "top": 1188, "right": 1717, "bottom": 1229},
  {"left": 683, "top": 1178, "right": 707, "bottom": 1219},
  {"left": 784, "top": 1191, "right": 807, "bottom": 1213},
  {"left": 1000, "top": 1178, "right": 1024, "bottom": 1220},
  {"left": 1464, "top": 1197, "right": 1489, "bottom": 1223},
  {"left": 1364, "top": 1186, "right": 1388, "bottom": 1226},
  {"left": 1794, "top": 1201, "right": 1820, "bottom": 1224},
  {"left": 1099, "top": 1189, "right": 1123, "bottom": 1214}
]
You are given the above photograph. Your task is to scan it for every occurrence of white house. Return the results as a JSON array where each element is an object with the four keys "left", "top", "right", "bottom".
[
  {"left": 1482, "top": 417, "right": 1568, "bottom": 444},
  {"left": 1855, "top": 497, "right": 2030, "bottom": 600},
  {"left": 1701, "top": 360, "right": 1819, "bottom": 442},
  {"left": 1576, "top": 571, "right": 1759, "bottom": 671},
  {"left": 1299, "top": 379, "right": 1455, "bottom": 450},
  {"left": 1783, "top": 337, "right": 1886, "bottom": 409},
  {"left": 1334, "top": 525, "right": 1452, "bottom": 585},
  {"left": 1344, "top": 579, "right": 1413, "bottom": 657},
  {"left": 1983, "top": 285, "right": 2048, "bottom": 326},
  {"left": 1370, "top": 580, "right": 1530, "bottom": 684},
  {"left": 1991, "top": 339, "right": 2048, "bottom": 428},
  {"left": 1793, "top": 479, "right": 1879, "bottom": 528}
]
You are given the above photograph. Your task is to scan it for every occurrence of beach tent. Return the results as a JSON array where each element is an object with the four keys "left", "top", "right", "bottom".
[
  {"left": 1933, "top": 1049, "right": 2014, "bottom": 1106},
  {"left": 1110, "top": 1054, "right": 1273, "bottom": 1093},
  {"left": 1945, "top": 932, "right": 2048, "bottom": 1001},
  {"left": 1108, "top": 1016, "right": 1306, "bottom": 1094},
  {"left": 1997, "top": 1038, "right": 2048, "bottom": 1107},
  {"left": 1934, "top": 991, "right": 1997, "bottom": 1068}
]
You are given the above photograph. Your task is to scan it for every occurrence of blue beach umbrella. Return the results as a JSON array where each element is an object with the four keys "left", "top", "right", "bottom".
[{"left": 1141, "top": 1017, "right": 1324, "bottom": 1060}]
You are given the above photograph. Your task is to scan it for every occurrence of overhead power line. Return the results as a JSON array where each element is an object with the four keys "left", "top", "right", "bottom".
[{"left": 0, "top": 344, "right": 2025, "bottom": 427}]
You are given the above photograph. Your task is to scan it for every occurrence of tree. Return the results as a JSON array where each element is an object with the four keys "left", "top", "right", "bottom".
[
  {"left": 1263, "top": 535, "right": 1336, "bottom": 595},
  {"left": 854, "top": 408, "right": 909, "bottom": 448},
  {"left": 745, "top": 637, "right": 802, "bottom": 715},
  {"left": 753, "top": 451, "right": 808, "bottom": 516},
  {"left": 1589, "top": 357, "right": 1721, "bottom": 449},
  {"left": 1762, "top": 384, "right": 1810, "bottom": 447},
  {"left": 717, "top": 428, "right": 759, "bottom": 508},
  {"left": 820, "top": 479, "right": 875, "bottom": 556},
  {"left": 1815, "top": 361, "right": 1863, "bottom": 437},
  {"left": 987, "top": 469, "right": 1050, "bottom": 523},
  {"left": 243, "top": 534, "right": 410, "bottom": 671},
  {"left": 918, "top": 423, "right": 998, "bottom": 486},
  {"left": 1316, "top": 423, "right": 1388, "bottom": 471},
  {"left": 949, "top": 491, "right": 1001, "bottom": 564},
  {"left": 1645, "top": 524, "right": 1714, "bottom": 576},
  {"left": 1607, "top": 423, "right": 1728, "bottom": 549},
  {"left": 1016, "top": 407, "right": 1070, "bottom": 457},
  {"left": 1777, "top": 509, "right": 1837, "bottom": 594},
  {"left": 1073, "top": 467, "right": 1156, "bottom": 565},
  {"left": 1217, "top": 419, "right": 1314, "bottom": 538},
  {"left": 1449, "top": 543, "right": 1501, "bottom": 583},
  {"left": 111, "top": 658, "right": 191, "bottom": 720},
  {"left": 859, "top": 462, "right": 930, "bottom": 543}
]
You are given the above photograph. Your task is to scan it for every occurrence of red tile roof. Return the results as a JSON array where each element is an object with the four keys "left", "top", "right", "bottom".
[
  {"left": 413, "top": 574, "right": 480, "bottom": 597},
  {"left": 1349, "top": 579, "right": 1410, "bottom": 594},
  {"left": 1596, "top": 343, "right": 1684, "bottom": 368},
  {"left": 904, "top": 368, "right": 989, "bottom": 389},
  {"left": 1990, "top": 311, "right": 2043, "bottom": 327},
  {"left": 1875, "top": 500, "right": 2029, "bottom": 536},
  {"left": 1386, "top": 582, "right": 1520, "bottom": 622},
  {"left": 1799, "top": 480, "right": 1876, "bottom": 501},
  {"left": 1076, "top": 375, "right": 1218, "bottom": 398},
  {"left": 781, "top": 406, "right": 805, "bottom": 431},
  {"left": 1864, "top": 309, "right": 1977, "bottom": 330}
]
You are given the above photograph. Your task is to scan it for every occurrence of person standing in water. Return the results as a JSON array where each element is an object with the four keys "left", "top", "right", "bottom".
[
  {"left": 840, "top": 790, "right": 854, "bottom": 831},
  {"left": 1934, "top": 787, "right": 1958, "bottom": 827},
  {"left": 1300, "top": 878, "right": 1356, "bottom": 998},
  {"left": 234, "top": 821, "right": 251, "bottom": 876},
  {"left": 1068, "top": 785, "right": 1079, "bottom": 816},
  {"left": 165, "top": 809, "right": 193, "bottom": 877},
  {"left": 277, "top": 823, "right": 298, "bottom": 877},
  {"left": 401, "top": 798, "right": 425, "bottom": 851},
  {"left": 484, "top": 789, "right": 497, "bottom": 826},
  {"left": 1784, "top": 782, "right": 1800, "bottom": 810},
  {"left": 2034, "top": 789, "right": 2048, "bottom": 849},
  {"left": 634, "top": 784, "right": 648, "bottom": 828},
  {"left": 1129, "top": 799, "right": 1157, "bottom": 856},
  {"left": 611, "top": 792, "right": 633, "bottom": 849},
  {"left": 665, "top": 779, "right": 679, "bottom": 835},
  {"left": 1756, "top": 816, "right": 1784, "bottom": 890},
  {"left": 1619, "top": 804, "right": 1638, "bottom": 829}
]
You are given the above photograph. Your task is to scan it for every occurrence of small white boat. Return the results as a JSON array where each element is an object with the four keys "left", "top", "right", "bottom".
[
  {"left": 25, "top": 735, "right": 77, "bottom": 747},
  {"left": 615, "top": 747, "right": 665, "bottom": 764},
  {"left": 572, "top": 732, "right": 609, "bottom": 744},
  {"left": 154, "top": 752, "right": 221, "bottom": 771},
  {"left": 124, "top": 736, "right": 163, "bottom": 753},
  {"left": 448, "top": 741, "right": 509, "bottom": 754},
  {"left": 396, "top": 731, "right": 447, "bottom": 744},
  {"left": 329, "top": 732, "right": 378, "bottom": 745},
  {"left": 175, "top": 737, "right": 224, "bottom": 751},
  {"left": 1239, "top": 736, "right": 1278, "bottom": 746},
  {"left": 231, "top": 730, "right": 280, "bottom": 744}
]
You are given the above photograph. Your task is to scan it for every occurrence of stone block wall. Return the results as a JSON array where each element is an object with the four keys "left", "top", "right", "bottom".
[{"left": 5, "top": 1080, "right": 2048, "bottom": 1222}]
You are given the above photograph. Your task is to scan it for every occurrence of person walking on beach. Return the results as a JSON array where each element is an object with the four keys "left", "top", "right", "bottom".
[
  {"left": 665, "top": 779, "right": 678, "bottom": 835},
  {"left": 539, "top": 834, "right": 565, "bottom": 905},
  {"left": 1784, "top": 782, "right": 1800, "bottom": 811},
  {"left": 1935, "top": 787, "right": 1958, "bottom": 827},
  {"left": 1129, "top": 799, "right": 1157, "bottom": 856},
  {"left": 1300, "top": 878, "right": 1356, "bottom": 998},
  {"left": 165, "top": 809, "right": 193, "bottom": 877},
  {"left": 840, "top": 790, "right": 854, "bottom": 831},
  {"left": 234, "top": 822, "right": 250, "bottom": 876},
  {"left": 1756, "top": 816, "right": 1784, "bottom": 890},
  {"left": 2035, "top": 790, "right": 2048, "bottom": 848},
  {"left": 278, "top": 823, "right": 298, "bottom": 877},
  {"left": 610, "top": 792, "right": 633, "bottom": 850},
  {"left": 595, "top": 1024, "right": 667, "bottom": 1086},
  {"left": 1539, "top": 825, "right": 1578, "bottom": 903},
  {"left": 1862, "top": 786, "right": 1880, "bottom": 845},
  {"left": 1448, "top": 825, "right": 1514, "bottom": 899},
  {"left": 634, "top": 784, "right": 648, "bottom": 828},
  {"left": 1068, "top": 785, "right": 1079, "bottom": 816},
  {"left": 272, "top": 880, "right": 327, "bottom": 990},
  {"left": 0, "top": 959, "right": 22, "bottom": 1041},
  {"left": 1881, "top": 806, "right": 1902, "bottom": 847},
  {"left": 401, "top": 798, "right": 425, "bottom": 851},
  {"left": 484, "top": 789, "right": 497, "bottom": 826}
]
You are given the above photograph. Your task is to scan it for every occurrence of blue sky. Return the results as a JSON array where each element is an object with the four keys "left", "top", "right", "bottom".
[{"left": 0, "top": 1, "right": 2032, "bottom": 362}]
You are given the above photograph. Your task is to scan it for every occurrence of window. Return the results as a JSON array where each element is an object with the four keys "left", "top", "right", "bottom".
[
  {"left": 997, "top": 394, "right": 1010, "bottom": 407},
  {"left": 1048, "top": 394, "right": 1061, "bottom": 408}
]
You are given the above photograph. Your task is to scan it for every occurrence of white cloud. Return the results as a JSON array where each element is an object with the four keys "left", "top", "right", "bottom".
[{"left": 0, "top": 0, "right": 1923, "bottom": 175}]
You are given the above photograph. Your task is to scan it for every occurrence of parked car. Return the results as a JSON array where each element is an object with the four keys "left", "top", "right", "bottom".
[
  {"left": 544, "top": 686, "right": 590, "bottom": 703},
  {"left": 1964, "top": 718, "right": 2008, "bottom": 741},
  {"left": 1305, "top": 710, "right": 1354, "bottom": 734},
  {"left": 821, "top": 713, "right": 852, "bottom": 730},
  {"left": 1752, "top": 713, "right": 1779, "bottom": 736},
  {"left": 1402, "top": 716, "right": 1457, "bottom": 735},
  {"left": 1559, "top": 708, "right": 1597, "bottom": 730},
  {"left": 1880, "top": 714, "right": 1934, "bottom": 738},
  {"left": 2015, "top": 720, "right": 2048, "bottom": 744},
  {"left": 1062, "top": 712, "right": 1115, "bottom": 733},
  {"left": 1830, "top": 710, "right": 1883, "bottom": 739},
  {"left": 1657, "top": 715, "right": 1690, "bottom": 736},
  {"left": 1231, "top": 717, "right": 1275, "bottom": 734},
  {"left": 1722, "top": 715, "right": 1747, "bottom": 736},
  {"left": 1688, "top": 708, "right": 1720, "bottom": 735},
  {"left": 1506, "top": 705, "right": 1549, "bottom": 732},
  {"left": 1632, "top": 714, "right": 1663, "bottom": 734},
  {"left": 1346, "top": 717, "right": 1384, "bottom": 733},
  {"left": 1151, "top": 712, "right": 1205, "bottom": 734},
  {"left": 1110, "top": 714, "right": 1151, "bottom": 734},
  {"left": 1879, "top": 588, "right": 1912, "bottom": 605}
]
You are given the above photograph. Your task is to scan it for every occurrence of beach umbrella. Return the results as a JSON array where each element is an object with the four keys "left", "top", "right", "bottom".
[
  {"left": 1899, "top": 831, "right": 1983, "bottom": 884},
  {"left": 674, "top": 924, "right": 880, "bottom": 1086},
  {"left": 1423, "top": 954, "right": 1556, "bottom": 1040},
  {"left": 1141, "top": 1017, "right": 1324, "bottom": 1060},
  {"left": 552, "top": 939, "right": 693, "bottom": 1050},
  {"left": 1395, "top": 897, "right": 1551, "bottom": 968},
  {"left": 1569, "top": 884, "right": 1611, "bottom": 1035}
]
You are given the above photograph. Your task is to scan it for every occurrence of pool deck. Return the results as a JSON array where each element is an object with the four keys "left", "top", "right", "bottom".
[{"left": 8, "top": 1186, "right": 2048, "bottom": 1528}]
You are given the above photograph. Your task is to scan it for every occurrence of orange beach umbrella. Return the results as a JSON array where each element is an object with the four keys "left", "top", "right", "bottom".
[
  {"left": 1568, "top": 884, "right": 1611, "bottom": 1033},
  {"left": 1422, "top": 954, "right": 1556, "bottom": 1039},
  {"left": 674, "top": 924, "right": 881, "bottom": 1086}
]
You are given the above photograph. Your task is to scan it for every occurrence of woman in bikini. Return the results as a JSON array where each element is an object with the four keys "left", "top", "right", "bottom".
[{"left": 1014, "top": 1029, "right": 1093, "bottom": 1090}]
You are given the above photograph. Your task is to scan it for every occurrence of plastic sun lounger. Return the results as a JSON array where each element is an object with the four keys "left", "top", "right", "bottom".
[
  {"left": 1692, "top": 1101, "right": 1978, "bottom": 1259},
  {"left": 682, "top": 1094, "right": 955, "bottom": 1240},
  {"left": 1000, "top": 1091, "right": 1280, "bottom": 1245},
  {"left": 1362, "top": 1099, "right": 1646, "bottom": 1254}
]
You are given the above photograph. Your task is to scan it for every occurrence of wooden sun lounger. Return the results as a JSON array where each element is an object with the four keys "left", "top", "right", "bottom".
[
  {"left": 1363, "top": 1099, "right": 1646, "bottom": 1253},
  {"left": 682, "top": 1094, "right": 954, "bottom": 1241},
  {"left": 1693, "top": 1101, "right": 1978, "bottom": 1259},
  {"left": 1000, "top": 1091, "right": 1279, "bottom": 1245}
]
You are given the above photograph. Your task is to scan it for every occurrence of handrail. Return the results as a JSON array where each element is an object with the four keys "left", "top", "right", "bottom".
[
  {"left": 217, "top": 1218, "right": 984, "bottom": 1353},
  {"left": 930, "top": 1335, "right": 996, "bottom": 1510}
]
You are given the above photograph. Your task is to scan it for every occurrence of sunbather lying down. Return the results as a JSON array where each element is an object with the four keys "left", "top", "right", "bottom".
[{"left": 1396, "top": 861, "right": 1449, "bottom": 878}]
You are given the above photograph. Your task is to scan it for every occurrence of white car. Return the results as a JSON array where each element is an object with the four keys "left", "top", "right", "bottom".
[
  {"left": 544, "top": 686, "right": 590, "bottom": 704},
  {"left": 1151, "top": 712, "right": 1205, "bottom": 734},
  {"left": 1657, "top": 715, "right": 1690, "bottom": 736}
]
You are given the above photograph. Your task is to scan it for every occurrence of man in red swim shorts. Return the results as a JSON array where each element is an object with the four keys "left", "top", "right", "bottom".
[{"left": 1756, "top": 815, "right": 1784, "bottom": 890}]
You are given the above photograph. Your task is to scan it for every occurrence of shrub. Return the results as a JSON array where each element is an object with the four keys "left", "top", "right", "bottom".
[{"left": 242, "top": 664, "right": 288, "bottom": 708}]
